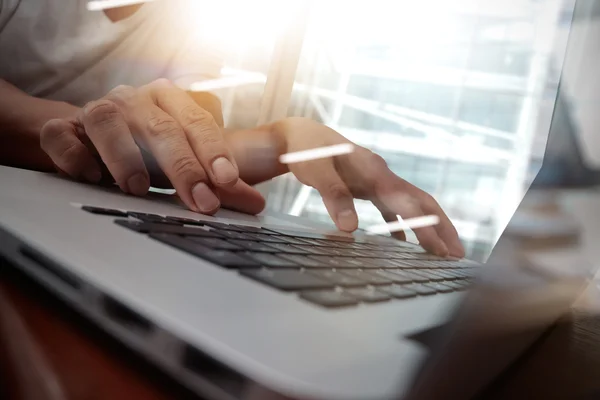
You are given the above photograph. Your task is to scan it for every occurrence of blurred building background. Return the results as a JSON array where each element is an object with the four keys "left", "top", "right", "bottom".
[{"left": 192, "top": 0, "right": 576, "bottom": 261}]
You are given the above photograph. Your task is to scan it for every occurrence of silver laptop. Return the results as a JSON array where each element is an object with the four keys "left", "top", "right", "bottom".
[{"left": 0, "top": 1, "right": 593, "bottom": 399}]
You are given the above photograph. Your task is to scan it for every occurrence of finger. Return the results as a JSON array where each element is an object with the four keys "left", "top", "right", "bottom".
[
  {"left": 80, "top": 100, "right": 150, "bottom": 196},
  {"left": 218, "top": 179, "right": 266, "bottom": 215},
  {"left": 376, "top": 205, "right": 407, "bottom": 242},
  {"left": 378, "top": 192, "right": 447, "bottom": 256},
  {"left": 148, "top": 79, "right": 239, "bottom": 187},
  {"left": 419, "top": 194, "right": 465, "bottom": 258},
  {"left": 307, "top": 161, "right": 358, "bottom": 232},
  {"left": 136, "top": 103, "right": 220, "bottom": 214},
  {"left": 40, "top": 118, "right": 101, "bottom": 183},
  {"left": 371, "top": 165, "right": 448, "bottom": 255}
]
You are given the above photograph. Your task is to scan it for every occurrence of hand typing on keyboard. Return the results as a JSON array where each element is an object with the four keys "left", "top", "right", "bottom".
[
  {"left": 268, "top": 118, "right": 464, "bottom": 258},
  {"left": 39, "top": 79, "right": 462, "bottom": 257}
]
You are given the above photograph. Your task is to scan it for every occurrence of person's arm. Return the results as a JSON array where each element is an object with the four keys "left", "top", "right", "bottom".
[{"left": 0, "top": 79, "right": 79, "bottom": 171}]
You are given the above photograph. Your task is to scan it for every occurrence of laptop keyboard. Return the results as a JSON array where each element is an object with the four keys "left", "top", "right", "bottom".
[{"left": 83, "top": 205, "right": 478, "bottom": 308}]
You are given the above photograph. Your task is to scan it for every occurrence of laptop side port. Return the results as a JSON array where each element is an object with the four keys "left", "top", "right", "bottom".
[{"left": 102, "top": 295, "right": 154, "bottom": 336}]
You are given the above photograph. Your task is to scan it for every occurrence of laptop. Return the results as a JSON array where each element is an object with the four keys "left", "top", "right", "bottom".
[{"left": 0, "top": 1, "right": 592, "bottom": 399}]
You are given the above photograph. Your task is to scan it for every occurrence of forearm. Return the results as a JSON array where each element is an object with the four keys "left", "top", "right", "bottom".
[
  {"left": 223, "top": 122, "right": 290, "bottom": 185},
  {"left": 0, "top": 79, "right": 78, "bottom": 171}
]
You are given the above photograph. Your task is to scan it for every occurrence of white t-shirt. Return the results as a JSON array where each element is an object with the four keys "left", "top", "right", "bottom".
[{"left": 0, "top": 0, "right": 223, "bottom": 106}]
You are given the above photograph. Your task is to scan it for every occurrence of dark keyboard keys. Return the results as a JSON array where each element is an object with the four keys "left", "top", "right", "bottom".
[
  {"left": 150, "top": 233, "right": 260, "bottom": 268},
  {"left": 241, "top": 269, "right": 334, "bottom": 291},
  {"left": 82, "top": 205, "right": 128, "bottom": 217},
  {"left": 338, "top": 270, "right": 392, "bottom": 286},
  {"left": 307, "top": 256, "right": 367, "bottom": 269},
  {"left": 375, "top": 270, "right": 414, "bottom": 284},
  {"left": 344, "top": 287, "right": 391, "bottom": 303},
  {"left": 228, "top": 240, "right": 278, "bottom": 253},
  {"left": 405, "top": 283, "right": 437, "bottom": 296},
  {"left": 403, "top": 270, "right": 431, "bottom": 283},
  {"left": 300, "top": 290, "right": 359, "bottom": 308},
  {"left": 164, "top": 216, "right": 206, "bottom": 226},
  {"left": 378, "top": 285, "right": 418, "bottom": 299},
  {"left": 275, "top": 236, "right": 312, "bottom": 246},
  {"left": 186, "top": 237, "right": 244, "bottom": 251},
  {"left": 306, "top": 270, "right": 368, "bottom": 287},
  {"left": 127, "top": 212, "right": 173, "bottom": 224},
  {"left": 243, "top": 233, "right": 288, "bottom": 244},
  {"left": 424, "top": 282, "right": 454, "bottom": 293},
  {"left": 243, "top": 252, "right": 299, "bottom": 268},
  {"left": 214, "top": 230, "right": 254, "bottom": 240},
  {"left": 265, "top": 243, "right": 311, "bottom": 255},
  {"left": 115, "top": 220, "right": 224, "bottom": 238},
  {"left": 276, "top": 254, "right": 328, "bottom": 268}
]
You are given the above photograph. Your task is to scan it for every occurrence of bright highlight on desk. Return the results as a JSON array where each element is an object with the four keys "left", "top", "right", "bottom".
[
  {"left": 279, "top": 143, "right": 355, "bottom": 164},
  {"left": 366, "top": 215, "right": 440, "bottom": 235}
]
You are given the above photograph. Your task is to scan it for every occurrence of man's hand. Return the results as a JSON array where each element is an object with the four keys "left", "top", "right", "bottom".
[
  {"left": 274, "top": 117, "right": 464, "bottom": 257},
  {"left": 40, "top": 79, "right": 264, "bottom": 214}
]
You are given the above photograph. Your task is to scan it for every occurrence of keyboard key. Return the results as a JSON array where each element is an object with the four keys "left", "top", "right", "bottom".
[
  {"left": 300, "top": 290, "right": 359, "bottom": 308},
  {"left": 150, "top": 233, "right": 260, "bottom": 268},
  {"left": 214, "top": 230, "right": 255, "bottom": 240},
  {"left": 186, "top": 237, "right": 244, "bottom": 250},
  {"left": 82, "top": 205, "right": 127, "bottom": 217},
  {"left": 241, "top": 269, "right": 334, "bottom": 291},
  {"left": 265, "top": 243, "right": 312, "bottom": 255},
  {"left": 363, "top": 258, "right": 403, "bottom": 269},
  {"left": 338, "top": 270, "right": 392, "bottom": 286},
  {"left": 292, "top": 245, "right": 334, "bottom": 256},
  {"left": 423, "top": 282, "right": 454, "bottom": 293},
  {"left": 267, "top": 229, "right": 356, "bottom": 243},
  {"left": 276, "top": 254, "right": 328, "bottom": 268},
  {"left": 376, "top": 270, "right": 414, "bottom": 284},
  {"left": 127, "top": 212, "right": 174, "bottom": 224},
  {"left": 276, "top": 236, "right": 313, "bottom": 246},
  {"left": 404, "top": 283, "right": 437, "bottom": 296},
  {"left": 307, "top": 256, "right": 367, "bottom": 269},
  {"left": 306, "top": 270, "right": 368, "bottom": 287},
  {"left": 415, "top": 270, "right": 446, "bottom": 282},
  {"left": 378, "top": 285, "right": 417, "bottom": 299},
  {"left": 292, "top": 238, "right": 328, "bottom": 247},
  {"left": 164, "top": 216, "right": 206, "bottom": 226},
  {"left": 243, "top": 252, "right": 299, "bottom": 268},
  {"left": 344, "top": 287, "right": 390, "bottom": 303},
  {"left": 200, "top": 221, "right": 248, "bottom": 232},
  {"left": 115, "top": 220, "right": 224, "bottom": 238},
  {"left": 403, "top": 270, "right": 431, "bottom": 283},
  {"left": 228, "top": 240, "right": 278, "bottom": 253},
  {"left": 243, "top": 233, "right": 288, "bottom": 244},
  {"left": 235, "top": 225, "right": 266, "bottom": 233}
]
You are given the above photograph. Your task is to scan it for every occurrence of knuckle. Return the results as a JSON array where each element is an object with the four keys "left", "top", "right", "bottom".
[
  {"left": 171, "top": 155, "right": 201, "bottom": 178},
  {"left": 55, "top": 139, "right": 84, "bottom": 162},
  {"left": 40, "top": 119, "right": 68, "bottom": 145},
  {"left": 146, "top": 114, "right": 181, "bottom": 139},
  {"left": 84, "top": 99, "right": 121, "bottom": 126},
  {"left": 152, "top": 78, "right": 174, "bottom": 88},
  {"left": 369, "top": 152, "right": 388, "bottom": 168},
  {"left": 326, "top": 182, "right": 352, "bottom": 199},
  {"left": 108, "top": 85, "right": 136, "bottom": 104}
]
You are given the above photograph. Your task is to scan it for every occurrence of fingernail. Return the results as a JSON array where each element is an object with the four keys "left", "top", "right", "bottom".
[
  {"left": 192, "top": 182, "right": 220, "bottom": 213},
  {"left": 83, "top": 167, "right": 101, "bottom": 183},
  {"left": 127, "top": 173, "right": 149, "bottom": 196},
  {"left": 336, "top": 209, "right": 358, "bottom": 232},
  {"left": 211, "top": 157, "right": 237, "bottom": 185}
]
